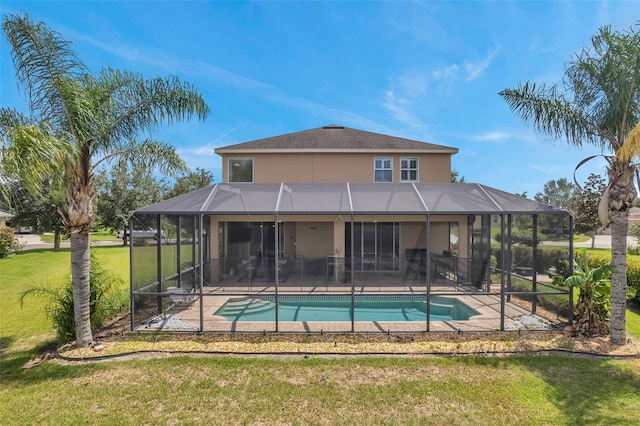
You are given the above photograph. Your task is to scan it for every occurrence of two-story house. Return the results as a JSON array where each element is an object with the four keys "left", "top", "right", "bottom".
[{"left": 129, "top": 125, "right": 571, "bottom": 334}]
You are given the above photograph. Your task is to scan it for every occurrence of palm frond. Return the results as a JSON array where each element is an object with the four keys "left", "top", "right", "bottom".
[
  {"left": 92, "top": 69, "right": 209, "bottom": 149},
  {"left": 93, "top": 138, "right": 187, "bottom": 177},
  {"left": 3, "top": 14, "right": 88, "bottom": 134},
  {"left": 499, "top": 82, "right": 600, "bottom": 148},
  {"left": 0, "top": 108, "right": 73, "bottom": 195}
]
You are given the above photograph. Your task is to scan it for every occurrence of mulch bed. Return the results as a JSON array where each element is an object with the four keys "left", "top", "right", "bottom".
[{"left": 46, "top": 312, "right": 640, "bottom": 362}]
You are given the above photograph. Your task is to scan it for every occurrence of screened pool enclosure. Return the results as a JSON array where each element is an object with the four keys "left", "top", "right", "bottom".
[{"left": 129, "top": 183, "right": 574, "bottom": 333}]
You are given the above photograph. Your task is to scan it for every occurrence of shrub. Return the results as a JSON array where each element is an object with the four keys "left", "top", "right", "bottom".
[
  {"left": 0, "top": 226, "right": 17, "bottom": 258},
  {"left": 491, "top": 246, "right": 568, "bottom": 275},
  {"left": 562, "top": 249, "right": 611, "bottom": 335},
  {"left": 628, "top": 245, "right": 640, "bottom": 256},
  {"left": 19, "top": 253, "right": 128, "bottom": 343},
  {"left": 494, "top": 230, "right": 539, "bottom": 247},
  {"left": 576, "top": 251, "right": 640, "bottom": 303}
]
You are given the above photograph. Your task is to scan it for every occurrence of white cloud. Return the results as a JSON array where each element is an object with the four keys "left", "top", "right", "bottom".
[
  {"left": 432, "top": 64, "right": 459, "bottom": 80},
  {"left": 469, "top": 129, "right": 536, "bottom": 142},
  {"left": 383, "top": 90, "right": 423, "bottom": 128},
  {"left": 464, "top": 47, "right": 501, "bottom": 82},
  {"left": 76, "top": 34, "right": 389, "bottom": 133},
  {"left": 381, "top": 70, "right": 433, "bottom": 129}
]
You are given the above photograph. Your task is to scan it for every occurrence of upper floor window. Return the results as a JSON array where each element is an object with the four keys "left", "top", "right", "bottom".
[
  {"left": 374, "top": 157, "right": 392, "bottom": 182},
  {"left": 400, "top": 158, "right": 418, "bottom": 182},
  {"left": 229, "top": 158, "right": 253, "bottom": 182}
]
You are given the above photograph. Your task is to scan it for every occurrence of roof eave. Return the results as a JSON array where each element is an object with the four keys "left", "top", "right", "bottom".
[{"left": 215, "top": 148, "right": 459, "bottom": 155}]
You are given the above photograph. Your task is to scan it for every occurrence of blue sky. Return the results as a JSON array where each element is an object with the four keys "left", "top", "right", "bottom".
[{"left": 1, "top": 1, "right": 638, "bottom": 196}]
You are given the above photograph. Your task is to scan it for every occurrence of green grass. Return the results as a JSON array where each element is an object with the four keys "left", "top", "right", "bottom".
[
  {"left": 0, "top": 246, "right": 129, "bottom": 353},
  {"left": 628, "top": 303, "right": 640, "bottom": 339},
  {"left": 1, "top": 355, "right": 639, "bottom": 424},
  {"left": 39, "top": 230, "right": 120, "bottom": 243},
  {"left": 2, "top": 247, "right": 640, "bottom": 424}
]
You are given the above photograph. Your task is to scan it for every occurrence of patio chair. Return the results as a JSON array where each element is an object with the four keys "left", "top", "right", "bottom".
[{"left": 167, "top": 286, "right": 196, "bottom": 307}]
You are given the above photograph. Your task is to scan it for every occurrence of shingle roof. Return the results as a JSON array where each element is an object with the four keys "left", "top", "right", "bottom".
[{"left": 215, "top": 125, "right": 458, "bottom": 153}]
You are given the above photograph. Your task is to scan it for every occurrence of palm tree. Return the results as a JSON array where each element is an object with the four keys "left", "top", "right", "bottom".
[
  {"left": 500, "top": 25, "right": 640, "bottom": 345},
  {"left": 1, "top": 14, "right": 209, "bottom": 347}
]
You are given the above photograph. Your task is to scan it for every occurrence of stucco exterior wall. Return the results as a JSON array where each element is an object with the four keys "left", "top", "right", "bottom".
[{"left": 220, "top": 152, "right": 452, "bottom": 183}]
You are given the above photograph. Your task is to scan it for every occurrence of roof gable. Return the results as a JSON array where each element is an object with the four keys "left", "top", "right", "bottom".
[{"left": 215, "top": 125, "right": 458, "bottom": 154}]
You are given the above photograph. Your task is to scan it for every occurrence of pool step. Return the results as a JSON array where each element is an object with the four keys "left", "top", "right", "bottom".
[{"left": 218, "top": 299, "right": 274, "bottom": 315}]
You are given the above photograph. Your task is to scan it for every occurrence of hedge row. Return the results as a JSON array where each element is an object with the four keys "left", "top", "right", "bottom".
[
  {"left": 490, "top": 246, "right": 569, "bottom": 275},
  {"left": 490, "top": 246, "right": 640, "bottom": 302}
]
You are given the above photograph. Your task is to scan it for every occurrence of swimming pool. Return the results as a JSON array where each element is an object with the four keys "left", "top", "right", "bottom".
[{"left": 214, "top": 296, "right": 478, "bottom": 322}]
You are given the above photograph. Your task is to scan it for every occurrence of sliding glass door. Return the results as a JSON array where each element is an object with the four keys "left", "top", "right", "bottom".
[{"left": 346, "top": 222, "right": 400, "bottom": 272}]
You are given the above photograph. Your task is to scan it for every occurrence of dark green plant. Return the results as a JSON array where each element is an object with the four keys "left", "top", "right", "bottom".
[
  {"left": 19, "top": 254, "right": 128, "bottom": 343},
  {"left": 562, "top": 249, "right": 613, "bottom": 336}
]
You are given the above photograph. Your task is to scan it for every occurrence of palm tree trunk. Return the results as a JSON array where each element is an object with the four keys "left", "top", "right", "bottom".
[
  {"left": 70, "top": 230, "right": 93, "bottom": 346},
  {"left": 54, "top": 228, "right": 61, "bottom": 251},
  {"left": 609, "top": 210, "right": 628, "bottom": 345}
]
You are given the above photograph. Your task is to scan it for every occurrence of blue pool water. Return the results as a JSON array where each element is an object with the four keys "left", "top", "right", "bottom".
[{"left": 214, "top": 296, "right": 478, "bottom": 322}]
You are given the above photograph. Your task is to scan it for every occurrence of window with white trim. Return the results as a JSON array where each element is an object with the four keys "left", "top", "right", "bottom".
[
  {"left": 400, "top": 157, "right": 418, "bottom": 182},
  {"left": 374, "top": 157, "right": 392, "bottom": 182},
  {"left": 229, "top": 158, "right": 253, "bottom": 182}
]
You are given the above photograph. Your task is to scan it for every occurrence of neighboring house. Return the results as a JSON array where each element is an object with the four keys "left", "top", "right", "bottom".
[
  {"left": 129, "top": 125, "right": 571, "bottom": 334},
  {"left": 0, "top": 210, "right": 14, "bottom": 228},
  {"left": 629, "top": 207, "right": 640, "bottom": 227}
]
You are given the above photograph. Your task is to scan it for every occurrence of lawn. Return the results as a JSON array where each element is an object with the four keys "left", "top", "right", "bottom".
[
  {"left": 39, "top": 229, "right": 121, "bottom": 243},
  {"left": 1, "top": 247, "right": 640, "bottom": 424}
]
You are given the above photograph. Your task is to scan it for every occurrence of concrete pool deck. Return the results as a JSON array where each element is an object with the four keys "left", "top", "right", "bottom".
[{"left": 136, "top": 285, "right": 563, "bottom": 334}]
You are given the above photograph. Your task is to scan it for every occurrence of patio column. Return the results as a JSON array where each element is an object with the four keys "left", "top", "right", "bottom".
[
  {"left": 208, "top": 217, "right": 221, "bottom": 284},
  {"left": 500, "top": 214, "right": 506, "bottom": 331},
  {"left": 199, "top": 214, "right": 204, "bottom": 332},
  {"left": 532, "top": 214, "right": 538, "bottom": 314},
  {"left": 156, "top": 214, "right": 162, "bottom": 314},
  {"left": 333, "top": 217, "right": 345, "bottom": 282},
  {"left": 350, "top": 212, "right": 355, "bottom": 333},
  {"left": 128, "top": 216, "right": 135, "bottom": 331},
  {"left": 568, "top": 214, "right": 574, "bottom": 325},
  {"left": 177, "top": 216, "right": 182, "bottom": 288},
  {"left": 275, "top": 213, "right": 279, "bottom": 332},
  {"left": 426, "top": 214, "right": 431, "bottom": 332}
]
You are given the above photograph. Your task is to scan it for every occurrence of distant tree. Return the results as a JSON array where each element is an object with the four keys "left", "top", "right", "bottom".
[
  {"left": 515, "top": 191, "right": 528, "bottom": 198},
  {"left": 570, "top": 174, "right": 607, "bottom": 249},
  {"left": 164, "top": 167, "right": 214, "bottom": 199},
  {"left": 450, "top": 170, "right": 466, "bottom": 183},
  {"left": 534, "top": 178, "right": 577, "bottom": 209},
  {"left": 94, "top": 162, "right": 167, "bottom": 242},
  {"left": 3, "top": 178, "right": 65, "bottom": 249}
]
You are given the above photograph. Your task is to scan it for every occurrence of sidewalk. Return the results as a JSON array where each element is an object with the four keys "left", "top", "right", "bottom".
[
  {"left": 542, "top": 234, "right": 637, "bottom": 249},
  {"left": 16, "top": 233, "right": 123, "bottom": 250}
]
